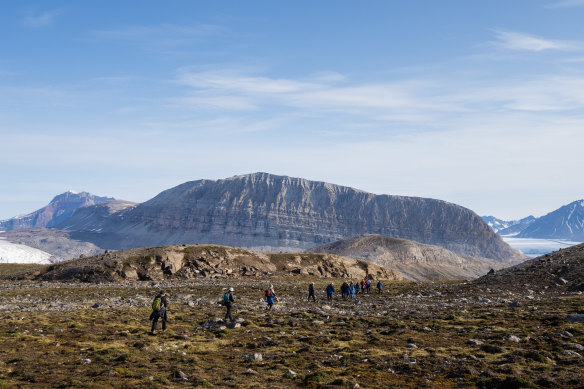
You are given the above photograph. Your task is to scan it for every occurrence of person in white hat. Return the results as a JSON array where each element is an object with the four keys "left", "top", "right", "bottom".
[{"left": 223, "top": 287, "right": 235, "bottom": 323}]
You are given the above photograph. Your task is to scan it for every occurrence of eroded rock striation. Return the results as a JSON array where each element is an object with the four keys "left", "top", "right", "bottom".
[{"left": 60, "top": 173, "right": 522, "bottom": 263}]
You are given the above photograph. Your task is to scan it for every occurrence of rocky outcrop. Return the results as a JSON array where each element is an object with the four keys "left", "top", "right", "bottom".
[
  {"left": 0, "top": 191, "right": 114, "bottom": 231},
  {"left": 8, "top": 244, "right": 401, "bottom": 283},
  {"left": 474, "top": 243, "right": 584, "bottom": 292},
  {"left": 311, "top": 234, "right": 505, "bottom": 280},
  {"left": 61, "top": 173, "right": 522, "bottom": 263}
]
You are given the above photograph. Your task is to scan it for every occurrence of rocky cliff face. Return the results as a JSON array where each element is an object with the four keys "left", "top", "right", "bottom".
[
  {"left": 0, "top": 191, "right": 114, "bottom": 231},
  {"left": 311, "top": 234, "right": 505, "bottom": 280},
  {"left": 64, "top": 173, "right": 522, "bottom": 263}
]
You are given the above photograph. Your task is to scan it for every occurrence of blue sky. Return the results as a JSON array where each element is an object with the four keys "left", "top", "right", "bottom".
[{"left": 1, "top": 0, "right": 584, "bottom": 221}]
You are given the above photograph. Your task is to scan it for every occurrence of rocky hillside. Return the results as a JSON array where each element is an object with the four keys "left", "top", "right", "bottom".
[
  {"left": 517, "top": 200, "right": 584, "bottom": 241},
  {"left": 474, "top": 242, "right": 584, "bottom": 292},
  {"left": 311, "top": 234, "right": 505, "bottom": 280},
  {"left": 0, "top": 191, "right": 114, "bottom": 231},
  {"left": 7, "top": 244, "right": 401, "bottom": 283},
  {"left": 58, "top": 173, "right": 522, "bottom": 263}
]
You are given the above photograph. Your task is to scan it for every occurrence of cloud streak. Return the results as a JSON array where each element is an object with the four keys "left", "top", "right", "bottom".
[
  {"left": 490, "top": 30, "right": 579, "bottom": 52},
  {"left": 22, "top": 9, "right": 62, "bottom": 28},
  {"left": 93, "top": 24, "right": 224, "bottom": 48},
  {"left": 545, "top": 0, "right": 584, "bottom": 8}
]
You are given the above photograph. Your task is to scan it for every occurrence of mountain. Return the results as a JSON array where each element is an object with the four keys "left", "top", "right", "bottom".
[
  {"left": 5, "top": 244, "right": 401, "bottom": 283},
  {"left": 517, "top": 200, "right": 584, "bottom": 241},
  {"left": 311, "top": 234, "right": 504, "bottom": 280},
  {"left": 0, "top": 191, "right": 114, "bottom": 231},
  {"left": 482, "top": 215, "right": 535, "bottom": 235},
  {"left": 57, "top": 173, "right": 523, "bottom": 263}
]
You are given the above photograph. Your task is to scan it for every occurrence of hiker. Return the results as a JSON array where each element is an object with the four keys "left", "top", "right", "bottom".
[
  {"left": 308, "top": 282, "right": 316, "bottom": 302},
  {"left": 265, "top": 284, "right": 279, "bottom": 310},
  {"left": 355, "top": 282, "right": 360, "bottom": 295},
  {"left": 365, "top": 279, "right": 371, "bottom": 294},
  {"left": 341, "top": 281, "right": 349, "bottom": 299},
  {"left": 149, "top": 290, "right": 168, "bottom": 335},
  {"left": 326, "top": 283, "right": 335, "bottom": 301},
  {"left": 377, "top": 280, "right": 383, "bottom": 294},
  {"left": 360, "top": 279, "right": 366, "bottom": 294},
  {"left": 349, "top": 281, "right": 355, "bottom": 299},
  {"left": 223, "top": 287, "right": 235, "bottom": 323}
]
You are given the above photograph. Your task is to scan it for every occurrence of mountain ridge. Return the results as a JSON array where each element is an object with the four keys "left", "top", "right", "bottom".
[
  {"left": 0, "top": 191, "right": 115, "bottom": 231},
  {"left": 56, "top": 172, "right": 523, "bottom": 263}
]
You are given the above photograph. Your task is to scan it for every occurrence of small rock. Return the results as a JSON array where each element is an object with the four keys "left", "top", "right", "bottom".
[
  {"left": 82, "top": 358, "right": 91, "bottom": 364},
  {"left": 251, "top": 353, "right": 263, "bottom": 361},
  {"left": 506, "top": 335, "right": 521, "bottom": 343},
  {"left": 562, "top": 350, "right": 582, "bottom": 358},
  {"left": 555, "top": 277, "right": 568, "bottom": 285},
  {"left": 556, "top": 331, "right": 574, "bottom": 338},
  {"left": 467, "top": 339, "right": 483, "bottom": 346},
  {"left": 91, "top": 303, "right": 101, "bottom": 309},
  {"left": 313, "top": 320, "right": 325, "bottom": 325},
  {"left": 246, "top": 368, "right": 258, "bottom": 375},
  {"left": 173, "top": 370, "right": 188, "bottom": 381},
  {"left": 285, "top": 369, "right": 297, "bottom": 378},
  {"left": 565, "top": 343, "right": 584, "bottom": 351},
  {"left": 508, "top": 301, "right": 521, "bottom": 308},
  {"left": 406, "top": 343, "right": 418, "bottom": 348},
  {"left": 423, "top": 326, "right": 432, "bottom": 332},
  {"left": 567, "top": 313, "right": 584, "bottom": 322}
]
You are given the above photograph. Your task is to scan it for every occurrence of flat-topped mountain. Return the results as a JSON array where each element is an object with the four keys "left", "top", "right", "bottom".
[
  {"left": 56, "top": 173, "right": 523, "bottom": 263},
  {"left": 311, "top": 234, "right": 504, "bottom": 280},
  {"left": 7, "top": 244, "right": 401, "bottom": 283},
  {"left": 0, "top": 191, "right": 114, "bottom": 231}
]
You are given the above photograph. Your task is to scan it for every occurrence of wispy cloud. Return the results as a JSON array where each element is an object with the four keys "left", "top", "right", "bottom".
[
  {"left": 491, "top": 30, "right": 578, "bottom": 52},
  {"left": 93, "top": 24, "right": 223, "bottom": 48},
  {"left": 22, "top": 9, "right": 62, "bottom": 28},
  {"left": 545, "top": 0, "right": 584, "bottom": 8}
]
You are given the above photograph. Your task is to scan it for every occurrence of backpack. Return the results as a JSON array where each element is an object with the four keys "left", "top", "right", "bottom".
[
  {"left": 265, "top": 289, "right": 273, "bottom": 297},
  {"left": 152, "top": 297, "right": 162, "bottom": 312},
  {"left": 223, "top": 293, "right": 230, "bottom": 305}
]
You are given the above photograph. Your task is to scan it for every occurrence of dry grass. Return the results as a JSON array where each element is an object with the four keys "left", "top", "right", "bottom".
[{"left": 0, "top": 276, "right": 582, "bottom": 388}]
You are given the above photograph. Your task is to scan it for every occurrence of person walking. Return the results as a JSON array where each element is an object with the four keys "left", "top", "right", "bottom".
[
  {"left": 265, "top": 284, "right": 279, "bottom": 310},
  {"left": 149, "top": 290, "right": 168, "bottom": 335},
  {"left": 223, "top": 287, "right": 235, "bottom": 323},
  {"left": 308, "top": 282, "right": 316, "bottom": 302},
  {"left": 349, "top": 281, "right": 355, "bottom": 299},
  {"left": 326, "top": 283, "right": 335, "bottom": 302},
  {"left": 376, "top": 280, "right": 383, "bottom": 294}
]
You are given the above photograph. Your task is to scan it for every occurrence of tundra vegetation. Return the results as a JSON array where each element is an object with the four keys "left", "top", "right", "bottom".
[{"left": 0, "top": 244, "right": 582, "bottom": 388}]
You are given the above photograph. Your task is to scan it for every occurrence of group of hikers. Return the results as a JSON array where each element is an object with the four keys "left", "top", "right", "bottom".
[
  {"left": 149, "top": 280, "right": 383, "bottom": 334},
  {"left": 325, "top": 279, "right": 382, "bottom": 301}
]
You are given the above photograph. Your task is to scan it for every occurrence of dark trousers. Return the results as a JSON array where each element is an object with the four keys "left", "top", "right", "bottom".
[
  {"left": 308, "top": 293, "right": 315, "bottom": 302},
  {"left": 150, "top": 308, "right": 167, "bottom": 333},
  {"left": 225, "top": 305, "right": 233, "bottom": 322},
  {"left": 327, "top": 293, "right": 333, "bottom": 301}
]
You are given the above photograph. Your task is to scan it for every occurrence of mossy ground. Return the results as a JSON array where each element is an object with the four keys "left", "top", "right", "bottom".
[{"left": 0, "top": 277, "right": 582, "bottom": 388}]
